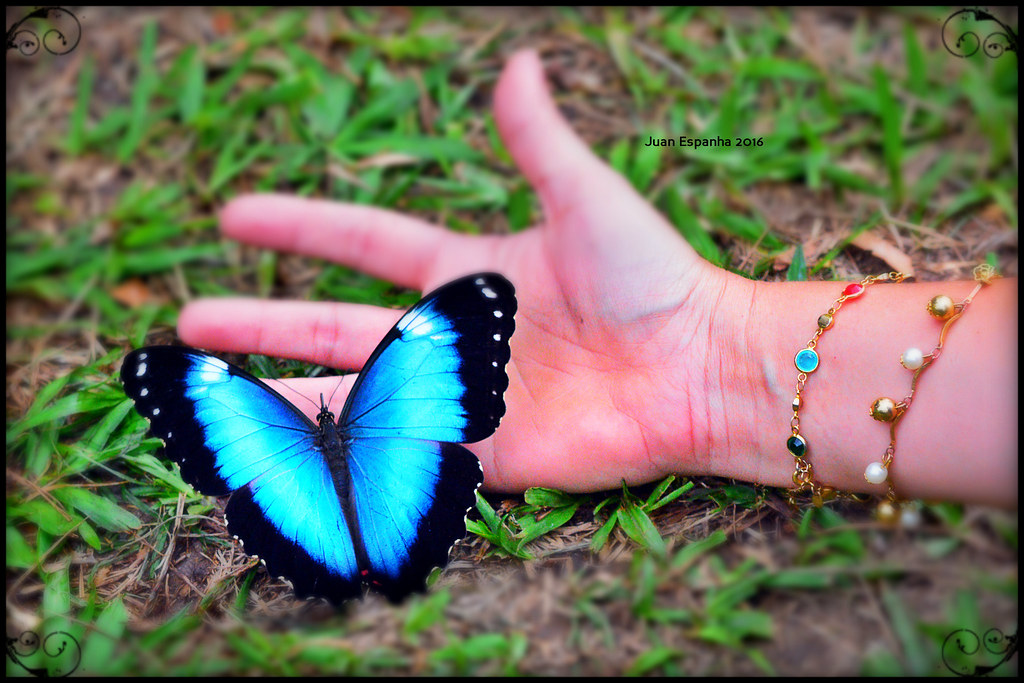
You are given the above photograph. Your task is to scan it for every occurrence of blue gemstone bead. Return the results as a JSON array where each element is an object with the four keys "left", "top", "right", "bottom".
[{"left": 794, "top": 348, "right": 819, "bottom": 373}]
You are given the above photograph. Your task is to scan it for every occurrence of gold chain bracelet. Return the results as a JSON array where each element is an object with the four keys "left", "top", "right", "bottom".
[
  {"left": 865, "top": 264, "right": 1000, "bottom": 521},
  {"left": 787, "top": 272, "right": 909, "bottom": 507}
]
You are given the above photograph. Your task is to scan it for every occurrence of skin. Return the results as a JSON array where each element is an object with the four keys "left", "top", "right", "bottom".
[{"left": 178, "top": 50, "right": 1017, "bottom": 508}]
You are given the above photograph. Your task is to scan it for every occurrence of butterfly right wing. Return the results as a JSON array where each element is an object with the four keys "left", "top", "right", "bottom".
[
  {"left": 121, "top": 346, "right": 361, "bottom": 603},
  {"left": 338, "top": 274, "right": 514, "bottom": 600},
  {"left": 346, "top": 437, "right": 483, "bottom": 602}
]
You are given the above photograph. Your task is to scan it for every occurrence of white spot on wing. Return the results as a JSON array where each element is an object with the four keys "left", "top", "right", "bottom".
[
  {"left": 198, "top": 370, "right": 224, "bottom": 383},
  {"left": 195, "top": 356, "right": 230, "bottom": 384},
  {"left": 140, "top": 387, "right": 149, "bottom": 397},
  {"left": 152, "top": 408, "right": 160, "bottom": 416},
  {"left": 403, "top": 317, "right": 435, "bottom": 337},
  {"left": 493, "top": 310, "right": 503, "bottom": 318},
  {"left": 481, "top": 286, "right": 497, "bottom": 299},
  {"left": 136, "top": 363, "right": 147, "bottom": 376},
  {"left": 493, "top": 333, "right": 501, "bottom": 341}
]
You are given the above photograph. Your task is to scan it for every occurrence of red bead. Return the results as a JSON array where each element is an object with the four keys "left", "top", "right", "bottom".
[{"left": 842, "top": 283, "right": 865, "bottom": 298}]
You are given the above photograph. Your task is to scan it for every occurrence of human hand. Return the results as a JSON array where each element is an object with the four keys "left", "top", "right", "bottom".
[{"left": 179, "top": 50, "right": 744, "bottom": 493}]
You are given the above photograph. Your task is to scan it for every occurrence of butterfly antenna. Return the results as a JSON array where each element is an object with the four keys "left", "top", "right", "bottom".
[
  {"left": 268, "top": 377, "right": 321, "bottom": 412},
  {"left": 325, "top": 374, "right": 346, "bottom": 414}
]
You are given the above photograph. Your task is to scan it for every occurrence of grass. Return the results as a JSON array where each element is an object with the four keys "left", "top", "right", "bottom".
[{"left": 6, "top": 6, "right": 1017, "bottom": 677}]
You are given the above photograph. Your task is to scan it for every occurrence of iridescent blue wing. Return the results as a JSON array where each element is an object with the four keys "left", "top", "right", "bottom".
[
  {"left": 342, "top": 273, "right": 516, "bottom": 443},
  {"left": 120, "top": 347, "right": 361, "bottom": 604},
  {"left": 340, "top": 273, "right": 516, "bottom": 599},
  {"left": 347, "top": 438, "right": 482, "bottom": 601}
]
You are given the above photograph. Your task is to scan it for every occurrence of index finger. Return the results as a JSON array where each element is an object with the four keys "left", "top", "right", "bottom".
[{"left": 220, "top": 193, "right": 454, "bottom": 290}]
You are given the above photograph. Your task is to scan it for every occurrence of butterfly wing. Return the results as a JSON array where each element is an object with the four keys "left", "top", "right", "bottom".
[
  {"left": 346, "top": 438, "right": 482, "bottom": 601},
  {"left": 120, "top": 272, "right": 516, "bottom": 604},
  {"left": 120, "top": 346, "right": 362, "bottom": 603},
  {"left": 342, "top": 274, "right": 515, "bottom": 443},
  {"left": 340, "top": 273, "right": 516, "bottom": 599}
]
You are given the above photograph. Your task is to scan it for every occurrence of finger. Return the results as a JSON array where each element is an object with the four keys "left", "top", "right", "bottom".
[
  {"left": 219, "top": 194, "right": 457, "bottom": 289},
  {"left": 493, "top": 50, "right": 632, "bottom": 226},
  {"left": 494, "top": 50, "right": 698, "bottom": 306},
  {"left": 178, "top": 297, "right": 403, "bottom": 370}
]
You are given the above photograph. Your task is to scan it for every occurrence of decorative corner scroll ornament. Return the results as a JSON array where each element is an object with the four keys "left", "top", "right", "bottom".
[
  {"left": 5, "top": 630, "right": 81, "bottom": 677},
  {"left": 941, "top": 7, "right": 1019, "bottom": 60},
  {"left": 6, "top": 6, "right": 81, "bottom": 57}
]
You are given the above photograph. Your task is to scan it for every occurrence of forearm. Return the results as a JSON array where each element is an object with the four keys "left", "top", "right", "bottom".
[{"left": 702, "top": 272, "right": 1017, "bottom": 508}]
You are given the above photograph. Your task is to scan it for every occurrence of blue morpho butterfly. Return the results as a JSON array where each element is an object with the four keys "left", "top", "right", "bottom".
[{"left": 121, "top": 273, "right": 516, "bottom": 604}]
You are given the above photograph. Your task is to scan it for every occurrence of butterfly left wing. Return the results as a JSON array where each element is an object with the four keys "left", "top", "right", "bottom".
[
  {"left": 340, "top": 273, "right": 516, "bottom": 599},
  {"left": 120, "top": 347, "right": 363, "bottom": 603}
]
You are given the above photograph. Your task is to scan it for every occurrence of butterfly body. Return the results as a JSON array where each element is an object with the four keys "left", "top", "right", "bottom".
[{"left": 121, "top": 273, "right": 516, "bottom": 603}]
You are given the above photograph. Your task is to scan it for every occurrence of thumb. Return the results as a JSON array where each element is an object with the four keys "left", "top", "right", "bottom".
[
  {"left": 493, "top": 49, "right": 613, "bottom": 221},
  {"left": 493, "top": 50, "right": 701, "bottom": 321}
]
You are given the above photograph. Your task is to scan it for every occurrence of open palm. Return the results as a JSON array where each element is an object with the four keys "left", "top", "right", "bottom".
[{"left": 178, "top": 50, "right": 733, "bottom": 493}]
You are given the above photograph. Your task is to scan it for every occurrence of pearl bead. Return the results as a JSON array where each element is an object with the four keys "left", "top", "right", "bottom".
[
  {"left": 899, "top": 506, "right": 922, "bottom": 528},
  {"left": 900, "top": 347, "right": 924, "bottom": 370},
  {"left": 864, "top": 461, "right": 888, "bottom": 484}
]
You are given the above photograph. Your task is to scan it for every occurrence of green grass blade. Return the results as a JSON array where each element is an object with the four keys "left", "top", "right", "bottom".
[
  {"left": 66, "top": 56, "right": 95, "bottom": 155},
  {"left": 79, "top": 597, "right": 129, "bottom": 675},
  {"left": 872, "top": 64, "right": 904, "bottom": 205},
  {"left": 117, "top": 21, "right": 159, "bottom": 162},
  {"left": 52, "top": 487, "right": 142, "bottom": 533},
  {"left": 617, "top": 499, "right": 667, "bottom": 557},
  {"left": 179, "top": 46, "right": 205, "bottom": 124},
  {"left": 786, "top": 243, "right": 807, "bottom": 281},
  {"left": 663, "top": 188, "right": 724, "bottom": 266}
]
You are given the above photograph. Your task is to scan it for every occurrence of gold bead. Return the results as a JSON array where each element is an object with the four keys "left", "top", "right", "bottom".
[
  {"left": 812, "top": 488, "right": 836, "bottom": 507},
  {"left": 870, "top": 397, "right": 897, "bottom": 422},
  {"left": 927, "top": 295, "right": 955, "bottom": 320},
  {"left": 876, "top": 500, "right": 899, "bottom": 523}
]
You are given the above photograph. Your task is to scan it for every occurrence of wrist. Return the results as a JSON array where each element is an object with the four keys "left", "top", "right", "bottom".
[
  {"left": 627, "top": 268, "right": 775, "bottom": 483},
  {"left": 708, "top": 274, "right": 1017, "bottom": 508},
  {"left": 700, "top": 273, "right": 795, "bottom": 489},
  {"left": 706, "top": 275, "right": 896, "bottom": 493},
  {"left": 672, "top": 272, "right": 871, "bottom": 492},
  {"left": 642, "top": 267, "right": 1016, "bottom": 508}
]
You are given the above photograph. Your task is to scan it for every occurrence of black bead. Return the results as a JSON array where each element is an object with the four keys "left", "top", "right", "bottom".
[{"left": 787, "top": 435, "right": 807, "bottom": 458}]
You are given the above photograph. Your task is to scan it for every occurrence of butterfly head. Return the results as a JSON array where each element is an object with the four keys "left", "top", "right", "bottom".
[{"left": 316, "top": 393, "right": 336, "bottom": 425}]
